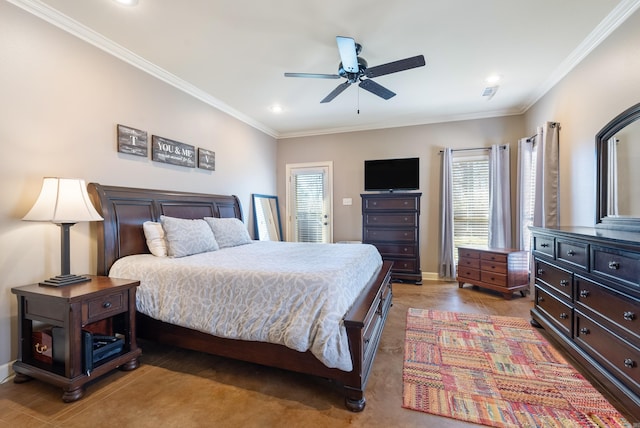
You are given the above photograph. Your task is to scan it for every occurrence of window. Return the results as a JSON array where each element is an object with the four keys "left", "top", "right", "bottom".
[
  {"left": 519, "top": 142, "right": 538, "bottom": 251},
  {"left": 452, "top": 153, "right": 489, "bottom": 262}
]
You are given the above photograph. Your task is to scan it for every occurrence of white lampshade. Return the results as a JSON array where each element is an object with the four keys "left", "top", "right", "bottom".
[{"left": 23, "top": 177, "right": 103, "bottom": 223}]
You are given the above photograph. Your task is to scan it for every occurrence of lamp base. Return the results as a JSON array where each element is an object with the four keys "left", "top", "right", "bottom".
[{"left": 39, "top": 274, "right": 91, "bottom": 287}]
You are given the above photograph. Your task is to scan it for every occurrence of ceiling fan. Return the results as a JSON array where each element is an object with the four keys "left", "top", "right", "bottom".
[{"left": 284, "top": 36, "right": 426, "bottom": 103}]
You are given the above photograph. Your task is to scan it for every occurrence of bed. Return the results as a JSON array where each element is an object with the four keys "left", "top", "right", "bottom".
[{"left": 87, "top": 183, "right": 393, "bottom": 411}]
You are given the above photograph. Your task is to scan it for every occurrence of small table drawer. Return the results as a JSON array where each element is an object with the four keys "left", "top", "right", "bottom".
[
  {"left": 458, "top": 267, "right": 481, "bottom": 282},
  {"left": 575, "top": 275, "right": 640, "bottom": 339},
  {"left": 458, "top": 257, "right": 480, "bottom": 269},
  {"left": 533, "top": 235, "right": 555, "bottom": 258},
  {"left": 480, "top": 252, "right": 508, "bottom": 263},
  {"left": 480, "top": 260, "right": 507, "bottom": 274},
  {"left": 535, "top": 259, "right": 572, "bottom": 300},
  {"left": 557, "top": 239, "right": 588, "bottom": 270},
  {"left": 480, "top": 271, "right": 507, "bottom": 287},
  {"left": 535, "top": 286, "right": 572, "bottom": 336},
  {"left": 592, "top": 246, "right": 640, "bottom": 289},
  {"left": 84, "top": 291, "right": 127, "bottom": 324}
]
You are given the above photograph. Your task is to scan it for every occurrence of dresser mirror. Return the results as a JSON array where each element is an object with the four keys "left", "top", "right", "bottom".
[
  {"left": 252, "top": 194, "right": 283, "bottom": 241},
  {"left": 596, "top": 102, "right": 640, "bottom": 231}
]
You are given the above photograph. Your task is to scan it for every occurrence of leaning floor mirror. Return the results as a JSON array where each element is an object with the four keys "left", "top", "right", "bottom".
[{"left": 252, "top": 194, "right": 284, "bottom": 241}]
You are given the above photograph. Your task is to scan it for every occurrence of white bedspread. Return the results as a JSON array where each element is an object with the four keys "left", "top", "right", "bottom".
[{"left": 109, "top": 241, "right": 382, "bottom": 371}]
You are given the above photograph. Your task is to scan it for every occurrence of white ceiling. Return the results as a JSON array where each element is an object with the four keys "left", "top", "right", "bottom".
[{"left": 12, "top": 0, "right": 640, "bottom": 138}]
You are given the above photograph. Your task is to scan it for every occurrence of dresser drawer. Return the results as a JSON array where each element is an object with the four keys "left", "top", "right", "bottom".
[
  {"left": 575, "top": 275, "right": 640, "bottom": 340},
  {"left": 557, "top": 239, "right": 588, "bottom": 270},
  {"left": 364, "top": 228, "right": 417, "bottom": 242},
  {"left": 535, "top": 286, "right": 572, "bottom": 336},
  {"left": 458, "top": 267, "right": 481, "bottom": 282},
  {"left": 534, "top": 259, "right": 572, "bottom": 300},
  {"left": 373, "top": 243, "right": 417, "bottom": 257},
  {"left": 364, "top": 213, "right": 418, "bottom": 227},
  {"left": 533, "top": 235, "right": 554, "bottom": 258},
  {"left": 575, "top": 312, "right": 640, "bottom": 395},
  {"left": 84, "top": 291, "right": 127, "bottom": 324},
  {"left": 480, "top": 260, "right": 507, "bottom": 274},
  {"left": 387, "top": 258, "right": 418, "bottom": 273},
  {"left": 480, "top": 271, "right": 507, "bottom": 287},
  {"left": 592, "top": 246, "right": 640, "bottom": 290},
  {"left": 363, "top": 196, "right": 419, "bottom": 211},
  {"left": 458, "top": 257, "right": 480, "bottom": 269}
]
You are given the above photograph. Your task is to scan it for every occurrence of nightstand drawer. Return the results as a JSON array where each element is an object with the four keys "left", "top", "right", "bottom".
[
  {"left": 84, "top": 291, "right": 127, "bottom": 324},
  {"left": 24, "top": 297, "right": 67, "bottom": 324}
]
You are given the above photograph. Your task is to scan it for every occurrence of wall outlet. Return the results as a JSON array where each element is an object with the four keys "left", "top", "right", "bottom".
[{"left": 342, "top": 198, "right": 353, "bottom": 206}]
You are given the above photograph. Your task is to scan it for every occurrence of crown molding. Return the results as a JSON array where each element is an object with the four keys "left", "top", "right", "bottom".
[{"left": 7, "top": 0, "right": 279, "bottom": 138}]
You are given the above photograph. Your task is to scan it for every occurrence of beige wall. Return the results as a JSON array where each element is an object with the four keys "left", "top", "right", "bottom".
[
  {"left": 525, "top": 7, "right": 640, "bottom": 227},
  {"left": 0, "top": 3, "right": 276, "bottom": 370},
  {"left": 278, "top": 116, "right": 525, "bottom": 274}
]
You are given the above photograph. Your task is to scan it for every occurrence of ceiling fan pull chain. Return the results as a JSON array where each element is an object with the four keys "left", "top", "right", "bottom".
[{"left": 357, "top": 86, "right": 360, "bottom": 114}]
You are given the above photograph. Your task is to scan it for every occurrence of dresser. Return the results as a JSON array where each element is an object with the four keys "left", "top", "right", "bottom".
[
  {"left": 530, "top": 226, "right": 640, "bottom": 420},
  {"left": 361, "top": 192, "right": 422, "bottom": 284},
  {"left": 457, "top": 247, "right": 529, "bottom": 299}
]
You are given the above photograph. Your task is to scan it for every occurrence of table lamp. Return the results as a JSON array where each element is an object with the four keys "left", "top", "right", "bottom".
[{"left": 23, "top": 177, "right": 104, "bottom": 286}]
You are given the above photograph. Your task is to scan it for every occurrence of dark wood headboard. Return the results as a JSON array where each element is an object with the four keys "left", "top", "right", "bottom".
[{"left": 88, "top": 183, "right": 243, "bottom": 276}]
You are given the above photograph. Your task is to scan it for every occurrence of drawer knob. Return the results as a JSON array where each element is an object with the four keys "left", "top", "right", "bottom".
[
  {"left": 537, "top": 268, "right": 544, "bottom": 275},
  {"left": 35, "top": 343, "right": 48, "bottom": 354},
  {"left": 580, "top": 327, "right": 590, "bottom": 335},
  {"left": 559, "top": 312, "right": 568, "bottom": 320},
  {"left": 624, "top": 359, "right": 636, "bottom": 369},
  {"left": 103, "top": 301, "right": 112, "bottom": 309},
  {"left": 579, "top": 290, "right": 590, "bottom": 298},
  {"left": 608, "top": 261, "right": 620, "bottom": 270},
  {"left": 403, "top": 247, "right": 408, "bottom": 252},
  {"left": 567, "top": 250, "right": 575, "bottom": 256},
  {"left": 540, "top": 243, "right": 549, "bottom": 248},
  {"left": 537, "top": 296, "right": 544, "bottom": 303},
  {"left": 559, "top": 279, "right": 568, "bottom": 287},
  {"left": 623, "top": 311, "right": 636, "bottom": 321}
]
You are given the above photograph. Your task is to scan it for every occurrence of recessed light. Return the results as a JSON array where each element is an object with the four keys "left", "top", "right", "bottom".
[
  {"left": 485, "top": 74, "right": 502, "bottom": 84},
  {"left": 113, "top": 0, "right": 139, "bottom": 6},
  {"left": 269, "top": 104, "right": 283, "bottom": 114}
]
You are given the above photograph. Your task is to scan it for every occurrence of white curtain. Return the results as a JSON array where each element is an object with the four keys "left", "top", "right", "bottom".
[
  {"left": 607, "top": 136, "right": 619, "bottom": 216},
  {"left": 533, "top": 122, "right": 560, "bottom": 228},
  {"left": 439, "top": 148, "right": 456, "bottom": 279},
  {"left": 488, "top": 145, "right": 511, "bottom": 248},
  {"left": 515, "top": 138, "right": 534, "bottom": 250}
]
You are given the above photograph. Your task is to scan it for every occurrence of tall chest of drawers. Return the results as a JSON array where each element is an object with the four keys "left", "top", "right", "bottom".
[
  {"left": 361, "top": 193, "right": 422, "bottom": 284},
  {"left": 530, "top": 226, "right": 640, "bottom": 420}
]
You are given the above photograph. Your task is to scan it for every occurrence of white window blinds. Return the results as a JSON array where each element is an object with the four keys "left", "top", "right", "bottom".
[
  {"left": 452, "top": 154, "right": 490, "bottom": 260},
  {"left": 292, "top": 171, "right": 325, "bottom": 243}
]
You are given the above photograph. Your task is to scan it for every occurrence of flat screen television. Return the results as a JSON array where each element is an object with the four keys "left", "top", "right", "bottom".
[{"left": 364, "top": 157, "right": 419, "bottom": 191}]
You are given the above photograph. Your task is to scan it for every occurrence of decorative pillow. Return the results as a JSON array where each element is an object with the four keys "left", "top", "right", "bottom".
[
  {"left": 143, "top": 221, "right": 167, "bottom": 257},
  {"left": 204, "top": 217, "right": 252, "bottom": 248},
  {"left": 160, "top": 215, "right": 219, "bottom": 257}
]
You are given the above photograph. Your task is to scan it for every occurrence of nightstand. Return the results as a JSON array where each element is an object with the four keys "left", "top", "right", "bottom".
[{"left": 12, "top": 276, "right": 141, "bottom": 402}]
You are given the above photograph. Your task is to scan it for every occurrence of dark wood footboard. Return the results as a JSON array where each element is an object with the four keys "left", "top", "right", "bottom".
[{"left": 87, "top": 183, "right": 393, "bottom": 411}]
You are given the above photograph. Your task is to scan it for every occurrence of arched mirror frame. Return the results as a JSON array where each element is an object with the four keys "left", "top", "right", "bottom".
[
  {"left": 596, "top": 101, "right": 640, "bottom": 231},
  {"left": 252, "top": 194, "right": 284, "bottom": 241}
]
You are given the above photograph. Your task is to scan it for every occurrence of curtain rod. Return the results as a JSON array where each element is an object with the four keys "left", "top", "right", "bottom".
[
  {"left": 526, "top": 133, "right": 538, "bottom": 142},
  {"left": 438, "top": 144, "right": 507, "bottom": 153}
]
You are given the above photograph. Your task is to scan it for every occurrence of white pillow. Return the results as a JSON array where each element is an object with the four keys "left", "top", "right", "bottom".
[
  {"left": 143, "top": 221, "right": 167, "bottom": 257},
  {"left": 160, "top": 215, "right": 219, "bottom": 257},
  {"left": 204, "top": 217, "right": 252, "bottom": 248}
]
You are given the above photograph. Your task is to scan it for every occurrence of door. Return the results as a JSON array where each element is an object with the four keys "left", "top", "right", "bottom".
[{"left": 286, "top": 162, "right": 333, "bottom": 243}]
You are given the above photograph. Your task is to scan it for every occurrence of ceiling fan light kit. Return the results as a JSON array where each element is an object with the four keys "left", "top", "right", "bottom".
[{"left": 285, "top": 36, "right": 426, "bottom": 103}]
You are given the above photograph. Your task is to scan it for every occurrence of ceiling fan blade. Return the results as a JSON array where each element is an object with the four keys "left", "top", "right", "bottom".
[
  {"left": 359, "top": 79, "right": 396, "bottom": 100},
  {"left": 320, "top": 82, "right": 351, "bottom": 103},
  {"left": 364, "top": 55, "right": 426, "bottom": 78},
  {"left": 336, "top": 36, "right": 359, "bottom": 73},
  {"left": 284, "top": 72, "right": 341, "bottom": 79}
]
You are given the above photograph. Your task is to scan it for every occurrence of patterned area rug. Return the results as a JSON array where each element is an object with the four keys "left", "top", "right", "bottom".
[{"left": 402, "top": 308, "right": 631, "bottom": 428}]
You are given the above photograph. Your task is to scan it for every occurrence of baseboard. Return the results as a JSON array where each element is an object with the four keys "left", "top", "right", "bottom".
[
  {"left": 421, "top": 271, "right": 454, "bottom": 282},
  {"left": 0, "top": 361, "right": 14, "bottom": 384}
]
